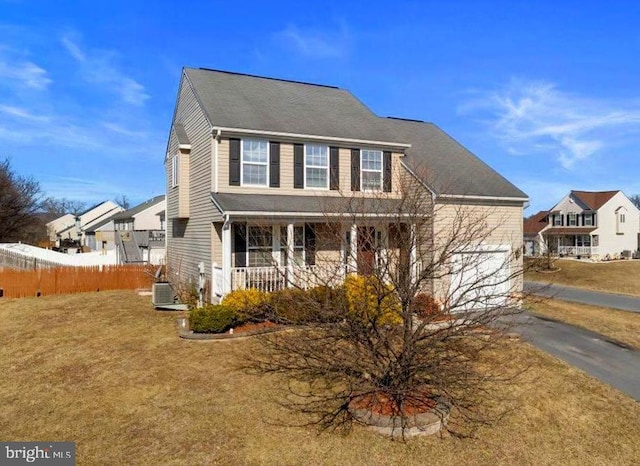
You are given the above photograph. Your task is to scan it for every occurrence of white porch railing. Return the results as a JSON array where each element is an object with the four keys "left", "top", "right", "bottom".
[
  {"left": 558, "top": 246, "right": 598, "bottom": 256},
  {"left": 230, "top": 265, "right": 320, "bottom": 293}
]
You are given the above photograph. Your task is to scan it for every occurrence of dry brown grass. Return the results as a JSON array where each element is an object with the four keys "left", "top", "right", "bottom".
[
  {"left": 1, "top": 291, "right": 639, "bottom": 465},
  {"left": 527, "top": 298, "right": 640, "bottom": 350},
  {"left": 525, "top": 258, "right": 640, "bottom": 296}
]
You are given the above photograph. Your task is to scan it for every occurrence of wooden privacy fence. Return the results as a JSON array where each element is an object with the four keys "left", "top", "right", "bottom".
[{"left": 0, "top": 265, "right": 154, "bottom": 298}]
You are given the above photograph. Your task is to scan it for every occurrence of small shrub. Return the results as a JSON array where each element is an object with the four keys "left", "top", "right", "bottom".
[
  {"left": 410, "top": 293, "right": 443, "bottom": 319},
  {"left": 222, "top": 288, "right": 270, "bottom": 321},
  {"left": 190, "top": 305, "right": 238, "bottom": 333},
  {"left": 269, "top": 288, "right": 316, "bottom": 324},
  {"left": 344, "top": 274, "right": 401, "bottom": 326},
  {"left": 308, "top": 285, "right": 348, "bottom": 322}
]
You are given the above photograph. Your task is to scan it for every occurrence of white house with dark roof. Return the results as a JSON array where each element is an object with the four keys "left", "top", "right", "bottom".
[
  {"left": 47, "top": 201, "right": 123, "bottom": 250},
  {"left": 531, "top": 190, "right": 640, "bottom": 259},
  {"left": 164, "top": 68, "right": 528, "bottom": 306}
]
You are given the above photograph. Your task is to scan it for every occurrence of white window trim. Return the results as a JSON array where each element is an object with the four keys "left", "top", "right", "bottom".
[
  {"left": 246, "top": 225, "right": 274, "bottom": 267},
  {"left": 241, "top": 138, "right": 269, "bottom": 187},
  {"left": 553, "top": 214, "right": 562, "bottom": 226},
  {"left": 304, "top": 144, "right": 329, "bottom": 190},
  {"left": 360, "top": 149, "right": 383, "bottom": 192},
  {"left": 171, "top": 154, "right": 179, "bottom": 188},
  {"left": 584, "top": 213, "right": 593, "bottom": 226},
  {"left": 568, "top": 212, "right": 577, "bottom": 226}
]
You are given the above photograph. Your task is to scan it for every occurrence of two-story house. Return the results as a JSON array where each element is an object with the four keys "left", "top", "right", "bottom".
[
  {"left": 527, "top": 190, "right": 640, "bottom": 258},
  {"left": 165, "top": 68, "right": 527, "bottom": 307}
]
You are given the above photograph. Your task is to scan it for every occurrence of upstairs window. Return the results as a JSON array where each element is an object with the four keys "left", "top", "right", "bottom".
[
  {"left": 305, "top": 144, "right": 329, "bottom": 189},
  {"left": 242, "top": 139, "right": 269, "bottom": 186},
  {"left": 553, "top": 214, "right": 562, "bottom": 226},
  {"left": 616, "top": 208, "right": 627, "bottom": 234},
  {"left": 171, "top": 154, "right": 179, "bottom": 188},
  {"left": 568, "top": 212, "right": 577, "bottom": 226},
  {"left": 584, "top": 214, "right": 593, "bottom": 226},
  {"left": 361, "top": 149, "right": 383, "bottom": 191}
]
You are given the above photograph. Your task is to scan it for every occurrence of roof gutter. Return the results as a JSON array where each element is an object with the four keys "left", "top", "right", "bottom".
[{"left": 212, "top": 126, "right": 411, "bottom": 150}]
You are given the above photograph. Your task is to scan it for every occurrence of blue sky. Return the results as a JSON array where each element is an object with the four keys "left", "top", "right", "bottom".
[{"left": 1, "top": 1, "right": 640, "bottom": 213}]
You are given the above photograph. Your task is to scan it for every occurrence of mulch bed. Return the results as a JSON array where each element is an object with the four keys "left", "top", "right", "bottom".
[{"left": 350, "top": 392, "right": 437, "bottom": 416}]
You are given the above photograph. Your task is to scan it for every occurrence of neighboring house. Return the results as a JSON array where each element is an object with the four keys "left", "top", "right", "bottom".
[
  {"left": 538, "top": 190, "right": 640, "bottom": 259},
  {"left": 164, "top": 68, "right": 527, "bottom": 306},
  {"left": 110, "top": 195, "right": 166, "bottom": 264},
  {"left": 523, "top": 211, "right": 549, "bottom": 256},
  {"left": 46, "top": 214, "right": 75, "bottom": 243},
  {"left": 48, "top": 201, "right": 124, "bottom": 251}
]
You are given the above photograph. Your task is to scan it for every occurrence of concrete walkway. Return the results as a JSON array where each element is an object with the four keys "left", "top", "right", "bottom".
[
  {"left": 524, "top": 281, "right": 640, "bottom": 313},
  {"left": 509, "top": 312, "right": 640, "bottom": 401}
]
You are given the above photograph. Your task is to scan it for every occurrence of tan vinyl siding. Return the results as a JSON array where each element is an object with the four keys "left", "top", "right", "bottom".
[
  {"left": 212, "top": 223, "right": 223, "bottom": 266},
  {"left": 166, "top": 74, "right": 215, "bottom": 288},
  {"left": 432, "top": 200, "right": 524, "bottom": 302},
  {"left": 217, "top": 138, "right": 403, "bottom": 198}
]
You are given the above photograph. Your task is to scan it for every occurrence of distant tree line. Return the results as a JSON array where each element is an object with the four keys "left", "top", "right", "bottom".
[{"left": 0, "top": 158, "right": 128, "bottom": 245}]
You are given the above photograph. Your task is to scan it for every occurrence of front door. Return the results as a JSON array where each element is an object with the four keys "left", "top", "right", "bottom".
[{"left": 357, "top": 227, "right": 376, "bottom": 275}]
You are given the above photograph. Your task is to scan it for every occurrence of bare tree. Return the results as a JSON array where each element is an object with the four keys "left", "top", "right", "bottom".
[
  {"left": 114, "top": 194, "right": 131, "bottom": 210},
  {"left": 245, "top": 170, "right": 526, "bottom": 438},
  {"left": 0, "top": 158, "right": 43, "bottom": 243},
  {"left": 630, "top": 194, "right": 640, "bottom": 210},
  {"left": 40, "top": 197, "right": 86, "bottom": 217}
]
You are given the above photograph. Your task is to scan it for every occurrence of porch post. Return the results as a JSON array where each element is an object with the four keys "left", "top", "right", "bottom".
[
  {"left": 349, "top": 223, "right": 358, "bottom": 274},
  {"left": 222, "top": 220, "right": 232, "bottom": 294},
  {"left": 380, "top": 223, "right": 389, "bottom": 279},
  {"left": 410, "top": 223, "right": 418, "bottom": 284},
  {"left": 286, "top": 223, "right": 294, "bottom": 287}
]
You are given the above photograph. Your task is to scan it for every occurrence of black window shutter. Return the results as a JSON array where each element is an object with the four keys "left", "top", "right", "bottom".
[
  {"left": 351, "top": 149, "right": 360, "bottom": 191},
  {"left": 229, "top": 138, "right": 241, "bottom": 186},
  {"left": 330, "top": 146, "right": 339, "bottom": 190},
  {"left": 294, "top": 144, "right": 304, "bottom": 189},
  {"left": 383, "top": 151, "right": 392, "bottom": 192},
  {"left": 561, "top": 214, "right": 565, "bottom": 226},
  {"left": 233, "top": 223, "right": 247, "bottom": 267},
  {"left": 269, "top": 142, "right": 280, "bottom": 188},
  {"left": 304, "top": 223, "right": 316, "bottom": 266}
]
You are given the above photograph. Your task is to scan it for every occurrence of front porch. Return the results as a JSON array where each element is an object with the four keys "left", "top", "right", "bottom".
[
  {"left": 547, "top": 231, "right": 598, "bottom": 258},
  {"left": 211, "top": 220, "right": 418, "bottom": 297}
]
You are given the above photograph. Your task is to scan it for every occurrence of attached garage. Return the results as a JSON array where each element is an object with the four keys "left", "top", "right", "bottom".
[{"left": 449, "top": 246, "right": 510, "bottom": 312}]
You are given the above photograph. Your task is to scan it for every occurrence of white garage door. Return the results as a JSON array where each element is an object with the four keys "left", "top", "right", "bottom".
[{"left": 450, "top": 248, "right": 510, "bottom": 312}]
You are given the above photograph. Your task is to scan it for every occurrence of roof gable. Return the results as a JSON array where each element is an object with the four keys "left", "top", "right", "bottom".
[
  {"left": 111, "top": 195, "right": 166, "bottom": 221},
  {"left": 571, "top": 190, "right": 619, "bottom": 211}
]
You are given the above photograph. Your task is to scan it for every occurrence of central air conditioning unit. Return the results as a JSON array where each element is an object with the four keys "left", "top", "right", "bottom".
[{"left": 152, "top": 282, "right": 174, "bottom": 307}]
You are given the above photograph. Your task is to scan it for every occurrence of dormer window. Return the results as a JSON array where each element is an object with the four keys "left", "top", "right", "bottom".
[{"left": 242, "top": 139, "right": 269, "bottom": 186}]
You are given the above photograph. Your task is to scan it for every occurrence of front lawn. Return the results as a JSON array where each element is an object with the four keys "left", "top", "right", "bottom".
[
  {"left": 1, "top": 291, "right": 639, "bottom": 465},
  {"left": 525, "top": 258, "right": 640, "bottom": 296}
]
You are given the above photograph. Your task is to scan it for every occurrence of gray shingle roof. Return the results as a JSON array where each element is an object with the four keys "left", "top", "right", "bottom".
[
  {"left": 211, "top": 193, "right": 404, "bottom": 217},
  {"left": 111, "top": 195, "right": 166, "bottom": 221},
  {"left": 383, "top": 118, "right": 528, "bottom": 199},
  {"left": 173, "top": 123, "right": 190, "bottom": 146},
  {"left": 184, "top": 68, "right": 404, "bottom": 144}
]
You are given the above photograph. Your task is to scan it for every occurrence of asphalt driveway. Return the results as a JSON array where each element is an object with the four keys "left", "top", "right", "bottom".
[
  {"left": 507, "top": 311, "right": 640, "bottom": 401},
  {"left": 524, "top": 281, "right": 640, "bottom": 313}
]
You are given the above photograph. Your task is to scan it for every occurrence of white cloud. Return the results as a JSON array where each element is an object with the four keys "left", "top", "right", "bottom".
[
  {"left": 460, "top": 79, "right": 640, "bottom": 169},
  {"left": 275, "top": 22, "right": 351, "bottom": 59},
  {"left": 0, "top": 59, "right": 51, "bottom": 89},
  {"left": 61, "top": 35, "right": 150, "bottom": 106},
  {"left": 0, "top": 104, "right": 49, "bottom": 122}
]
